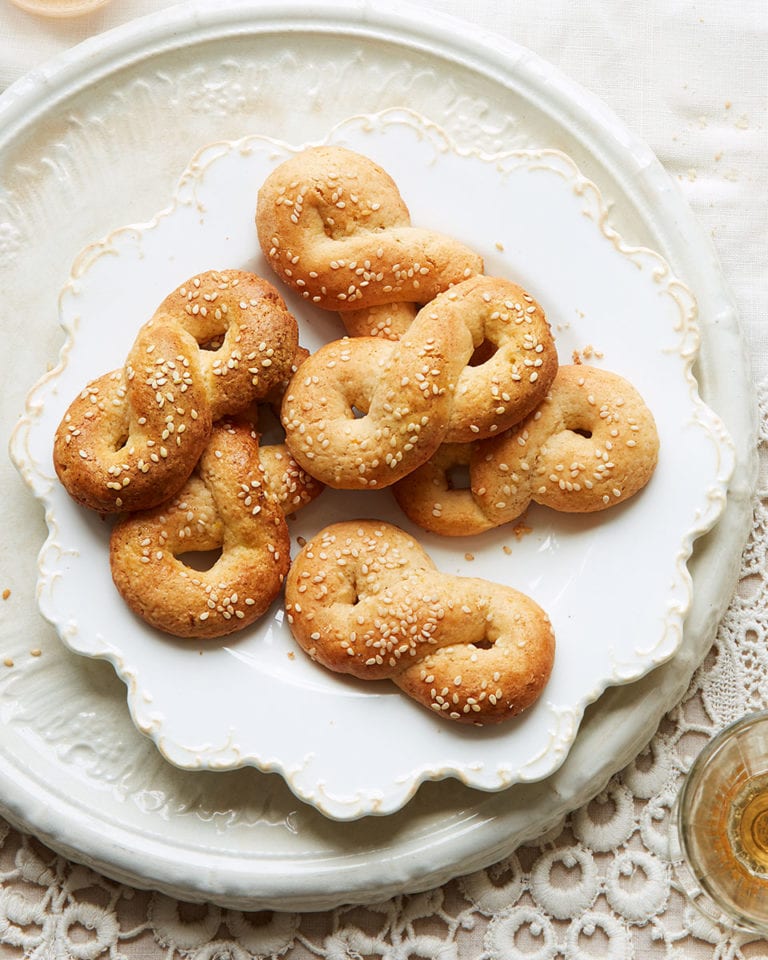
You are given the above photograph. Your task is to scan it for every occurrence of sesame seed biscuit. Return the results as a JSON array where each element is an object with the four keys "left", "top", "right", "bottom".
[
  {"left": 110, "top": 419, "right": 293, "bottom": 639},
  {"left": 152, "top": 270, "right": 300, "bottom": 419},
  {"left": 256, "top": 145, "right": 483, "bottom": 312},
  {"left": 280, "top": 318, "right": 472, "bottom": 490},
  {"left": 393, "top": 365, "right": 659, "bottom": 536},
  {"left": 280, "top": 276, "right": 557, "bottom": 489},
  {"left": 284, "top": 520, "right": 555, "bottom": 724},
  {"left": 54, "top": 270, "right": 299, "bottom": 513},
  {"left": 428, "top": 275, "right": 558, "bottom": 442}
]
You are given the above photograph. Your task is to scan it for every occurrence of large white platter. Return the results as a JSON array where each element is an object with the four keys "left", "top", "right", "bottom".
[
  {"left": 14, "top": 110, "right": 733, "bottom": 820},
  {"left": 0, "top": 0, "right": 757, "bottom": 907}
]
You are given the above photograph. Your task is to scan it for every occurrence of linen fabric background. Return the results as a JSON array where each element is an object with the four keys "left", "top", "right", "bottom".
[{"left": 0, "top": 1, "right": 766, "bottom": 958}]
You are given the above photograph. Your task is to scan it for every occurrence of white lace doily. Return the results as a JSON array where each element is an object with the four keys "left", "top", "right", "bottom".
[{"left": 0, "top": 383, "right": 764, "bottom": 960}]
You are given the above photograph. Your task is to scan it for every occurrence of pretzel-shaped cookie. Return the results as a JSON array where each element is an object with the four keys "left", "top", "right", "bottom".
[
  {"left": 256, "top": 145, "right": 483, "bottom": 312},
  {"left": 280, "top": 275, "right": 557, "bottom": 489},
  {"left": 110, "top": 418, "right": 321, "bottom": 639},
  {"left": 54, "top": 270, "right": 299, "bottom": 514},
  {"left": 284, "top": 520, "right": 555, "bottom": 724},
  {"left": 393, "top": 365, "right": 659, "bottom": 535}
]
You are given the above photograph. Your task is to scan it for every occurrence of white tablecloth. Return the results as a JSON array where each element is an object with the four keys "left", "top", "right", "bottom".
[{"left": 0, "top": 1, "right": 766, "bottom": 957}]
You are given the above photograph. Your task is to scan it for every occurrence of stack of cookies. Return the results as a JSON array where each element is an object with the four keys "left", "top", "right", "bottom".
[{"left": 51, "top": 144, "right": 660, "bottom": 725}]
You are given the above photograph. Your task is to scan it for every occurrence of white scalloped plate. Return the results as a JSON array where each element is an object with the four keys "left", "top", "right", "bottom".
[{"left": 12, "top": 109, "right": 733, "bottom": 820}]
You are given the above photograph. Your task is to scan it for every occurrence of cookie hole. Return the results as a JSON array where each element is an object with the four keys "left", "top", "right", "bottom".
[
  {"left": 471, "top": 637, "right": 495, "bottom": 651},
  {"left": 346, "top": 571, "right": 361, "bottom": 606},
  {"left": 176, "top": 548, "right": 222, "bottom": 571},
  {"left": 571, "top": 427, "right": 593, "bottom": 439},
  {"left": 256, "top": 402, "right": 286, "bottom": 445},
  {"left": 199, "top": 335, "right": 225, "bottom": 351},
  {"left": 469, "top": 339, "right": 497, "bottom": 366},
  {"left": 447, "top": 463, "right": 471, "bottom": 490}
]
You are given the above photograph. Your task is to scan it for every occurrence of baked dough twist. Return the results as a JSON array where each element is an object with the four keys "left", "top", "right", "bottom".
[
  {"left": 110, "top": 418, "right": 320, "bottom": 639},
  {"left": 285, "top": 521, "right": 555, "bottom": 724},
  {"left": 54, "top": 270, "right": 299, "bottom": 513},
  {"left": 256, "top": 145, "right": 483, "bottom": 312},
  {"left": 280, "top": 275, "right": 557, "bottom": 489},
  {"left": 393, "top": 365, "right": 659, "bottom": 535}
]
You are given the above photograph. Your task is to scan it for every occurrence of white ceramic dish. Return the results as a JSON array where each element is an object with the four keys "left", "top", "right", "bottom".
[
  {"left": 14, "top": 110, "right": 734, "bottom": 820},
  {"left": 0, "top": 0, "right": 756, "bottom": 907}
]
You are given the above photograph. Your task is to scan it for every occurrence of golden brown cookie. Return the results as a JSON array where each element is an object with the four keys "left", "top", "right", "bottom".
[
  {"left": 431, "top": 275, "right": 558, "bottom": 443},
  {"left": 280, "top": 276, "right": 557, "bottom": 488},
  {"left": 284, "top": 520, "right": 555, "bottom": 724},
  {"left": 109, "top": 419, "right": 300, "bottom": 639},
  {"left": 54, "top": 270, "right": 299, "bottom": 513},
  {"left": 256, "top": 145, "right": 483, "bottom": 312},
  {"left": 393, "top": 364, "right": 659, "bottom": 535}
]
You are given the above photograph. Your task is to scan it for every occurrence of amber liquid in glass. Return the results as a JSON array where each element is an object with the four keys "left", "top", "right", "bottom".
[
  {"left": 684, "top": 767, "right": 768, "bottom": 929},
  {"left": 729, "top": 774, "right": 768, "bottom": 876}
]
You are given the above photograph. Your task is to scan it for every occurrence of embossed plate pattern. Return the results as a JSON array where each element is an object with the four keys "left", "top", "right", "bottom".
[{"left": 0, "top": 0, "right": 756, "bottom": 907}]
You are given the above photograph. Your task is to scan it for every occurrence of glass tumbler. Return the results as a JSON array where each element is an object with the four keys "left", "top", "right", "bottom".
[{"left": 671, "top": 710, "right": 768, "bottom": 934}]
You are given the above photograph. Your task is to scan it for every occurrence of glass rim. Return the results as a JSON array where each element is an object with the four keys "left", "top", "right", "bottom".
[{"left": 681, "top": 709, "right": 768, "bottom": 787}]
